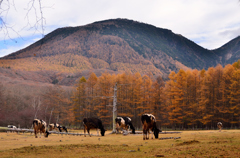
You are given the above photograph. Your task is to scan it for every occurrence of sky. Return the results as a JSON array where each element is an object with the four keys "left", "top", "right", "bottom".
[{"left": 0, "top": 0, "right": 240, "bottom": 58}]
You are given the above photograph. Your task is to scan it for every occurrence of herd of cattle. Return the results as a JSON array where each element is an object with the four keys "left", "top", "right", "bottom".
[
  {"left": 11, "top": 114, "right": 223, "bottom": 140},
  {"left": 32, "top": 113, "right": 162, "bottom": 140}
]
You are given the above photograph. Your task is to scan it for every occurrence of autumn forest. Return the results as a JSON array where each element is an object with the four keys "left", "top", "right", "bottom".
[
  {"left": 1, "top": 60, "right": 240, "bottom": 130},
  {"left": 71, "top": 60, "right": 240, "bottom": 130}
]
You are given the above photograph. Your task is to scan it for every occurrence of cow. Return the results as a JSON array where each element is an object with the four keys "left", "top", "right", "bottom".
[
  {"left": 33, "top": 119, "right": 50, "bottom": 138},
  {"left": 141, "top": 114, "right": 161, "bottom": 140},
  {"left": 49, "top": 123, "right": 68, "bottom": 132},
  {"left": 83, "top": 117, "right": 106, "bottom": 137},
  {"left": 7, "top": 125, "right": 17, "bottom": 133},
  {"left": 8, "top": 125, "right": 17, "bottom": 129},
  {"left": 59, "top": 126, "right": 68, "bottom": 133},
  {"left": 115, "top": 117, "right": 135, "bottom": 134},
  {"left": 217, "top": 122, "right": 223, "bottom": 132}
]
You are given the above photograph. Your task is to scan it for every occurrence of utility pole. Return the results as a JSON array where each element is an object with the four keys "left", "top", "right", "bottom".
[
  {"left": 112, "top": 83, "right": 117, "bottom": 133},
  {"left": 80, "top": 83, "right": 118, "bottom": 133}
]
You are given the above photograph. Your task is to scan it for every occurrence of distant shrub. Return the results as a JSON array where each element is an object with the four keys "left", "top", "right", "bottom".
[{"left": 52, "top": 79, "right": 59, "bottom": 84}]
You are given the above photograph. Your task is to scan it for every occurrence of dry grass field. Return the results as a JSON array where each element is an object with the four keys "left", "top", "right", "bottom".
[{"left": 0, "top": 130, "right": 239, "bottom": 158}]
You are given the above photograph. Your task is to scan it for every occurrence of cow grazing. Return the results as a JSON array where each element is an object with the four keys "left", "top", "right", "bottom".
[
  {"left": 59, "top": 126, "right": 68, "bottom": 133},
  {"left": 217, "top": 122, "right": 223, "bottom": 132},
  {"left": 83, "top": 118, "right": 106, "bottom": 137},
  {"left": 33, "top": 119, "right": 50, "bottom": 138},
  {"left": 49, "top": 123, "right": 68, "bottom": 132},
  {"left": 49, "top": 123, "right": 59, "bottom": 131},
  {"left": 115, "top": 117, "right": 135, "bottom": 134},
  {"left": 141, "top": 114, "right": 161, "bottom": 140}
]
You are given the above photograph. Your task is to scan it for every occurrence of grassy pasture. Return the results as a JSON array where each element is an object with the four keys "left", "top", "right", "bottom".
[{"left": 0, "top": 130, "right": 239, "bottom": 158}]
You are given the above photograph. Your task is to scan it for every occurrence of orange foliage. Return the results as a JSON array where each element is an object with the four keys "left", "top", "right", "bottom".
[{"left": 70, "top": 60, "right": 240, "bottom": 129}]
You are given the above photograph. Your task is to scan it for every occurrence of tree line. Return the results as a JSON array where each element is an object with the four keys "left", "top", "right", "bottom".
[
  {"left": 0, "top": 84, "right": 73, "bottom": 128},
  {"left": 72, "top": 60, "right": 240, "bottom": 129},
  {"left": 0, "top": 60, "right": 239, "bottom": 130}
]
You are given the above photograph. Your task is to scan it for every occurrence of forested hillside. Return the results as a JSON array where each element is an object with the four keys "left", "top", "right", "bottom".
[
  {"left": 0, "top": 19, "right": 240, "bottom": 129},
  {"left": 2, "top": 60, "right": 239, "bottom": 129},
  {"left": 70, "top": 60, "right": 240, "bottom": 129},
  {"left": 2, "top": 18, "right": 238, "bottom": 79}
]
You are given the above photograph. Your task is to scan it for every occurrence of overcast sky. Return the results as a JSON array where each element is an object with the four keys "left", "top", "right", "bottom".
[{"left": 0, "top": 0, "right": 240, "bottom": 58}]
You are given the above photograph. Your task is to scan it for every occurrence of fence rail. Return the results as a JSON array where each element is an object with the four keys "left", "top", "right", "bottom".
[
  {"left": 1, "top": 127, "right": 182, "bottom": 136},
  {"left": 1, "top": 127, "right": 96, "bottom": 136},
  {"left": 112, "top": 130, "right": 182, "bottom": 135}
]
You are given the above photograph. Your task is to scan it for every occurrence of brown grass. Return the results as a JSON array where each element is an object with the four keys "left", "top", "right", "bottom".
[{"left": 0, "top": 130, "right": 240, "bottom": 158}]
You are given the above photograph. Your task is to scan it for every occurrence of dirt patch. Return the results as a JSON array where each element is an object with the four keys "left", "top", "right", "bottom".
[{"left": 176, "top": 140, "right": 200, "bottom": 146}]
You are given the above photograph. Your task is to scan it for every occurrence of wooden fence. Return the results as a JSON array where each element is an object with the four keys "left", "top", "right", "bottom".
[
  {"left": 3, "top": 128, "right": 92, "bottom": 136},
  {"left": 2, "top": 127, "right": 181, "bottom": 136}
]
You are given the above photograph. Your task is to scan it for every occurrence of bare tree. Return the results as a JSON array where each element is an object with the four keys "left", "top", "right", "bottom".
[
  {"left": 32, "top": 96, "right": 42, "bottom": 119},
  {"left": 0, "top": 0, "right": 46, "bottom": 41}
]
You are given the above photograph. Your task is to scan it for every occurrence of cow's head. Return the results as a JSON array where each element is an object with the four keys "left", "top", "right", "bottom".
[
  {"left": 101, "top": 129, "right": 107, "bottom": 136},
  {"left": 154, "top": 128, "right": 160, "bottom": 139},
  {"left": 57, "top": 126, "right": 62, "bottom": 132},
  {"left": 63, "top": 126, "right": 68, "bottom": 132},
  {"left": 44, "top": 130, "right": 50, "bottom": 138},
  {"left": 132, "top": 128, "right": 136, "bottom": 134}
]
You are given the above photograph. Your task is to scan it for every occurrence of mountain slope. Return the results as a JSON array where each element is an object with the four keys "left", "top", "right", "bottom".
[
  {"left": 1, "top": 19, "right": 239, "bottom": 79},
  {"left": 213, "top": 36, "right": 240, "bottom": 65}
]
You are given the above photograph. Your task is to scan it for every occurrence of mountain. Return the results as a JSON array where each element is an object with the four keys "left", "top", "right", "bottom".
[
  {"left": 212, "top": 36, "right": 240, "bottom": 65},
  {"left": 0, "top": 18, "right": 240, "bottom": 82}
]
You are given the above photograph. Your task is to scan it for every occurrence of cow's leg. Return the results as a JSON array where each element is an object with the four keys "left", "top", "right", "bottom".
[
  {"left": 84, "top": 126, "right": 86, "bottom": 137},
  {"left": 124, "top": 126, "right": 129, "bottom": 134},
  {"left": 143, "top": 125, "right": 146, "bottom": 140},
  {"left": 116, "top": 124, "right": 120, "bottom": 134},
  {"left": 146, "top": 129, "right": 149, "bottom": 140},
  {"left": 126, "top": 125, "right": 129, "bottom": 134},
  {"left": 34, "top": 130, "right": 38, "bottom": 138},
  {"left": 151, "top": 130, "right": 154, "bottom": 139},
  {"left": 87, "top": 129, "right": 91, "bottom": 137},
  {"left": 143, "top": 132, "right": 146, "bottom": 140}
]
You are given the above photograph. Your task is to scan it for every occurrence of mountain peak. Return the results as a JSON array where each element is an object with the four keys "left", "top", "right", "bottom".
[{"left": 1, "top": 18, "right": 239, "bottom": 78}]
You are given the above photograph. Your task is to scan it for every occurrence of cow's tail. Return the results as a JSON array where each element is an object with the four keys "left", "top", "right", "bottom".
[
  {"left": 129, "top": 122, "right": 135, "bottom": 134},
  {"left": 33, "top": 120, "right": 38, "bottom": 128}
]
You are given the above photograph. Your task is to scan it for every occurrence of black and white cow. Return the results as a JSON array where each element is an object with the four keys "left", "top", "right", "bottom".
[
  {"left": 141, "top": 114, "right": 161, "bottom": 140},
  {"left": 8, "top": 125, "right": 17, "bottom": 129},
  {"left": 83, "top": 117, "right": 106, "bottom": 137},
  {"left": 49, "top": 123, "right": 59, "bottom": 131},
  {"left": 115, "top": 117, "right": 135, "bottom": 134},
  {"left": 33, "top": 119, "right": 50, "bottom": 138},
  {"left": 7, "top": 125, "right": 17, "bottom": 133},
  {"left": 49, "top": 123, "right": 68, "bottom": 132},
  {"left": 217, "top": 122, "right": 223, "bottom": 132},
  {"left": 59, "top": 126, "right": 68, "bottom": 132}
]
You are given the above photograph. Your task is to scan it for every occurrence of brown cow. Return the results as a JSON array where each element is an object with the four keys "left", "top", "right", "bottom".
[
  {"left": 33, "top": 119, "right": 50, "bottom": 138},
  {"left": 83, "top": 118, "right": 106, "bottom": 137},
  {"left": 141, "top": 114, "right": 161, "bottom": 140}
]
